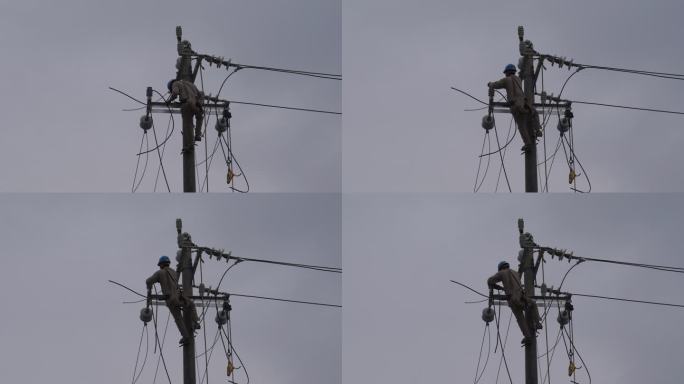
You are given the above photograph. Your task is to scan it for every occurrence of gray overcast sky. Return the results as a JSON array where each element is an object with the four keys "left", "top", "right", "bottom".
[
  {"left": 0, "top": 0, "right": 340, "bottom": 192},
  {"left": 0, "top": 194, "right": 341, "bottom": 383},
  {"left": 343, "top": 0, "right": 684, "bottom": 192},
  {"left": 344, "top": 194, "right": 684, "bottom": 383}
]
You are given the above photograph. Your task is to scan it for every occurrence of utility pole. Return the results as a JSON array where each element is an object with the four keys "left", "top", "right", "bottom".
[
  {"left": 518, "top": 218, "right": 538, "bottom": 384},
  {"left": 176, "top": 26, "right": 197, "bottom": 193},
  {"left": 177, "top": 218, "right": 196, "bottom": 384},
  {"left": 518, "top": 26, "right": 538, "bottom": 193},
  {"left": 476, "top": 220, "right": 586, "bottom": 383}
]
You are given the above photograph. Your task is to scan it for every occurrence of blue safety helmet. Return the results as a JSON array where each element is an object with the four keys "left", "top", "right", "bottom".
[
  {"left": 167, "top": 79, "right": 177, "bottom": 92},
  {"left": 158, "top": 255, "right": 171, "bottom": 266},
  {"left": 498, "top": 261, "right": 510, "bottom": 271},
  {"left": 503, "top": 64, "right": 517, "bottom": 74}
]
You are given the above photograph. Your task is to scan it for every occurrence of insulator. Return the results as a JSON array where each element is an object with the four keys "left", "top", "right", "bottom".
[
  {"left": 557, "top": 117, "right": 570, "bottom": 134},
  {"left": 481, "top": 115, "right": 494, "bottom": 131},
  {"left": 215, "top": 310, "right": 228, "bottom": 325},
  {"left": 139, "top": 115, "right": 153, "bottom": 131},
  {"left": 215, "top": 117, "right": 228, "bottom": 134},
  {"left": 146, "top": 86, "right": 153, "bottom": 99},
  {"left": 223, "top": 300, "right": 232, "bottom": 312},
  {"left": 198, "top": 283, "right": 205, "bottom": 296},
  {"left": 223, "top": 106, "right": 232, "bottom": 120},
  {"left": 482, "top": 307, "right": 495, "bottom": 323},
  {"left": 564, "top": 108, "right": 574, "bottom": 119},
  {"left": 540, "top": 283, "right": 547, "bottom": 296},
  {"left": 140, "top": 307, "right": 153, "bottom": 323},
  {"left": 557, "top": 309, "right": 570, "bottom": 326}
]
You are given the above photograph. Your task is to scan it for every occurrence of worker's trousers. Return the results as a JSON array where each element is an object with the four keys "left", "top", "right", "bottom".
[
  {"left": 166, "top": 295, "right": 199, "bottom": 339},
  {"left": 509, "top": 294, "right": 541, "bottom": 338}
]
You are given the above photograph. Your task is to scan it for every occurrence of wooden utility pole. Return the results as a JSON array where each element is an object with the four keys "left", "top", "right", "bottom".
[
  {"left": 176, "top": 26, "right": 197, "bottom": 193},
  {"left": 518, "top": 26, "right": 538, "bottom": 193},
  {"left": 517, "top": 218, "right": 538, "bottom": 384},
  {"left": 177, "top": 218, "right": 196, "bottom": 384}
]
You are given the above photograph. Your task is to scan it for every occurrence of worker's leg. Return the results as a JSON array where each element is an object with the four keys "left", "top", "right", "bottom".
[
  {"left": 193, "top": 104, "right": 204, "bottom": 142},
  {"left": 527, "top": 298, "right": 542, "bottom": 329},
  {"left": 167, "top": 299, "right": 190, "bottom": 340},
  {"left": 513, "top": 112, "right": 533, "bottom": 150},
  {"left": 509, "top": 298, "right": 531, "bottom": 338},
  {"left": 179, "top": 296, "right": 201, "bottom": 329},
  {"left": 530, "top": 108, "right": 543, "bottom": 137}
]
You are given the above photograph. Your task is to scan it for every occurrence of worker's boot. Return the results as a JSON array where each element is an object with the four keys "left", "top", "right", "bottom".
[
  {"left": 179, "top": 336, "right": 190, "bottom": 346},
  {"left": 521, "top": 336, "right": 533, "bottom": 346}
]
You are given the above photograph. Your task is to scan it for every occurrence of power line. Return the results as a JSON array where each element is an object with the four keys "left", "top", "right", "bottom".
[
  {"left": 198, "top": 248, "right": 342, "bottom": 273},
  {"left": 570, "top": 292, "right": 684, "bottom": 309},
  {"left": 227, "top": 99, "right": 341, "bottom": 115},
  {"left": 570, "top": 99, "right": 684, "bottom": 116},
  {"left": 555, "top": 59, "right": 684, "bottom": 81},
  {"left": 214, "top": 292, "right": 341, "bottom": 309},
  {"left": 538, "top": 249, "right": 684, "bottom": 273},
  {"left": 217, "top": 60, "right": 341, "bottom": 81}
]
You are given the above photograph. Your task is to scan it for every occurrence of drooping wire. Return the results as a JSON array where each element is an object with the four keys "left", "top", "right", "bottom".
[
  {"left": 131, "top": 324, "right": 149, "bottom": 384},
  {"left": 150, "top": 119, "right": 172, "bottom": 193},
  {"left": 473, "top": 323, "right": 492, "bottom": 384},
  {"left": 148, "top": 89, "right": 176, "bottom": 192},
  {"left": 132, "top": 132, "right": 150, "bottom": 193},
  {"left": 220, "top": 134, "right": 250, "bottom": 193},
  {"left": 493, "top": 305, "right": 514, "bottom": 384},
  {"left": 137, "top": 91, "right": 176, "bottom": 156},
  {"left": 562, "top": 135, "right": 591, "bottom": 193},
  {"left": 492, "top": 120, "right": 512, "bottom": 193},
  {"left": 563, "top": 327, "right": 591, "bottom": 384},
  {"left": 151, "top": 287, "right": 172, "bottom": 384},
  {"left": 223, "top": 326, "right": 250, "bottom": 384},
  {"left": 495, "top": 118, "right": 516, "bottom": 193},
  {"left": 154, "top": 115, "right": 174, "bottom": 192},
  {"left": 479, "top": 118, "right": 517, "bottom": 158},
  {"left": 474, "top": 132, "right": 492, "bottom": 192},
  {"left": 198, "top": 137, "right": 222, "bottom": 193}
]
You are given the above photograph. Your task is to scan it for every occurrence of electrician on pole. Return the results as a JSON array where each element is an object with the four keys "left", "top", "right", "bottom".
[
  {"left": 488, "top": 64, "right": 542, "bottom": 153},
  {"left": 146, "top": 255, "right": 201, "bottom": 346},
  {"left": 167, "top": 78, "right": 205, "bottom": 142},
  {"left": 487, "top": 260, "right": 542, "bottom": 345}
]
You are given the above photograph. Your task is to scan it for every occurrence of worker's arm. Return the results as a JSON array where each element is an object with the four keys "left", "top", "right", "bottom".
[
  {"left": 167, "top": 83, "right": 180, "bottom": 103},
  {"left": 145, "top": 270, "right": 160, "bottom": 290},
  {"left": 488, "top": 78, "right": 507, "bottom": 90},
  {"left": 487, "top": 271, "right": 504, "bottom": 290}
]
